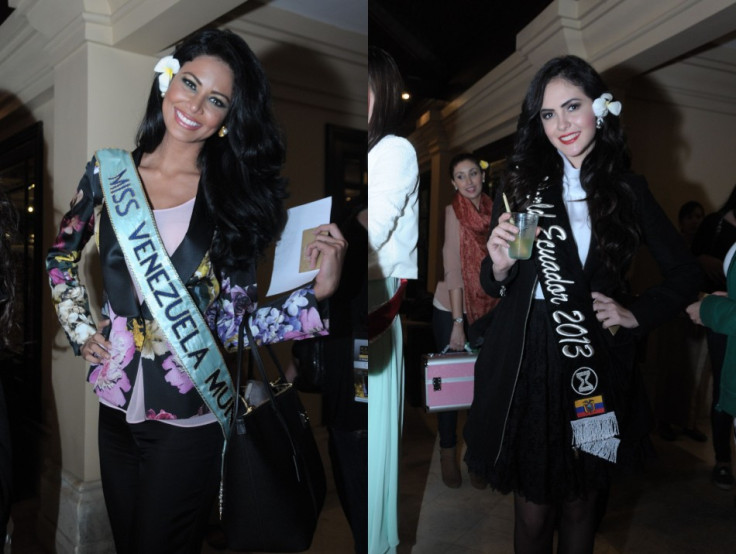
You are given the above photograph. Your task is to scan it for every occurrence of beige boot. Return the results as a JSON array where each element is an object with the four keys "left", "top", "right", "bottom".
[{"left": 440, "top": 447, "right": 462, "bottom": 488}]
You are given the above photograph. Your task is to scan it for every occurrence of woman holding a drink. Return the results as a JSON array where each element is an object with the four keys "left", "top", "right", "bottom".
[{"left": 464, "top": 55, "right": 700, "bottom": 552}]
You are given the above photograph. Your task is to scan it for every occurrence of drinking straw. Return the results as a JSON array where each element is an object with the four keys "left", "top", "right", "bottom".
[{"left": 502, "top": 192, "right": 511, "bottom": 213}]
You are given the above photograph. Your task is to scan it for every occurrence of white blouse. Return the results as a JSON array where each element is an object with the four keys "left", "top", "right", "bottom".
[
  {"left": 534, "top": 153, "right": 591, "bottom": 299},
  {"left": 368, "top": 135, "right": 419, "bottom": 281}
]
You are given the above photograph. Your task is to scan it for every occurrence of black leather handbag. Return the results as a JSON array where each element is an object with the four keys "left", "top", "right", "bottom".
[{"left": 221, "top": 318, "right": 326, "bottom": 552}]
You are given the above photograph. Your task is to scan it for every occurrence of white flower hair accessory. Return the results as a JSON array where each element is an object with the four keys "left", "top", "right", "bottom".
[
  {"left": 154, "top": 55, "right": 180, "bottom": 96},
  {"left": 592, "top": 92, "right": 622, "bottom": 128}
]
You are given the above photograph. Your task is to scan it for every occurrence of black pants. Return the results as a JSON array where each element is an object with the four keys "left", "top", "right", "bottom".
[
  {"left": 98, "top": 405, "right": 223, "bottom": 554},
  {"left": 329, "top": 426, "right": 367, "bottom": 554},
  {"left": 432, "top": 307, "right": 470, "bottom": 448},
  {"left": 707, "top": 329, "right": 733, "bottom": 464}
]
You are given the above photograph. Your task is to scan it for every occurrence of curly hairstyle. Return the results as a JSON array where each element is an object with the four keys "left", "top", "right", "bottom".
[
  {"left": 504, "top": 55, "right": 639, "bottom": 280},
  {"left": 135, "top": 28, "right": 288, "bottom": 270},
  {"left": 368, "top": 47, "right": 406, "bottom": 152},
  {"left": 0, "top": 192, "right": 17, "bottom": 348}
]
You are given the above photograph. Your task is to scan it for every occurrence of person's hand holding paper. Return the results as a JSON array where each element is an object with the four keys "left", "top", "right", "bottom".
[
  {"left": 267, "top": 197, "right": 347, "bottom": 300},
  {"left": 299, "top": 227, "right": 328, "bottom": 273},
  {"left": 307, "top": 222, "right": 347, "bottom": 300}
]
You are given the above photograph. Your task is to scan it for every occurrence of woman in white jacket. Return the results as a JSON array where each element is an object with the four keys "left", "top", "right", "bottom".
[{"left": 367, "top": 46, "right": 419, "bottom": 554}]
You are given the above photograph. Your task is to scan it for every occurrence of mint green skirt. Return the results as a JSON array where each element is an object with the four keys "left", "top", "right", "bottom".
[{"left": 368, "top": 277, "right": 404, "bottom": 554}]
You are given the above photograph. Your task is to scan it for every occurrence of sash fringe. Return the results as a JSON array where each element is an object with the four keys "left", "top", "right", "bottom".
[
  {"left": 578, "top": 437, "right": 620, "bottom": 463},
  {"left": 570, "top": 411, "right": 620, "bottom": 462}
]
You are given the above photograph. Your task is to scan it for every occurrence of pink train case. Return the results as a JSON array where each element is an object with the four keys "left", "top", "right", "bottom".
[{"left": 422, "top": 349, "right": 477, "bottom": 413}]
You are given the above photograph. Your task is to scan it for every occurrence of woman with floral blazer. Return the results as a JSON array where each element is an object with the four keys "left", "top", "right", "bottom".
[
  {"left": 45, "top": 29, "right": 346, "bottom": 554},
  {"left": 47, "top": 153, "right": 328, "bottom": 422}
]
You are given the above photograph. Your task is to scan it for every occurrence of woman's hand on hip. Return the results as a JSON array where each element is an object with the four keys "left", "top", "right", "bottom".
[
  {"left": 308, "top": 223, "right": 348, "bottom": 301},
  {"left": 81, "top": 320, "right": 112, "bottom": 363},
  {"left": 591, "top": 292, "right": 639, "bottom": 330}
]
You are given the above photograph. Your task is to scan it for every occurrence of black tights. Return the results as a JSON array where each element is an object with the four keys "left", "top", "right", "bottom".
[{"left": 513, "top": 491, "right": 600, "bottom": 554}]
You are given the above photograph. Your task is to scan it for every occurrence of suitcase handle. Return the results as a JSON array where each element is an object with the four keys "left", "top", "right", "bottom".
[{"left": 441, "top": 343, "right": 473, "bottom": 354}]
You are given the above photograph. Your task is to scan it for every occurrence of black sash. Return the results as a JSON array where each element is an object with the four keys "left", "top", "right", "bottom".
[{"left": 530, "top": 184, "right": 620, "bottom": 462}]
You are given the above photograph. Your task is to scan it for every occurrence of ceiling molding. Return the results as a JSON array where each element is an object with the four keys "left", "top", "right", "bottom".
[
  {"left": 517, "top": 1, "right": 589, "bottom": 68},
  {"left": 226, "top": 6, "right": 366, "bottom": 65},
  {"left": 583, "top": 0, "right": 736, "bottom": 76},
  {"left": 630, "top": 45, "right": 736, "bottom": 115},
  {"left": 106, "top": 0, "right": 246, "bottom": 54},
  {"left": 411, "top": 0, "right": 736, "bottom": 154},
  {"left": 266, "top": 0, "right": 366, "bottom": 36}
]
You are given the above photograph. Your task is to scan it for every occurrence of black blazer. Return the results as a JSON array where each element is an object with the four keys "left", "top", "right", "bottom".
[{"left": 464, "top": 173, "right": 702, "bottom": 473}]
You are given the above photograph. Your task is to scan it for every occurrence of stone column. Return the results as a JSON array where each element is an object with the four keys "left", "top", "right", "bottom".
[{"left": 413, "top": 108, "right": 451, "bottom": 293}]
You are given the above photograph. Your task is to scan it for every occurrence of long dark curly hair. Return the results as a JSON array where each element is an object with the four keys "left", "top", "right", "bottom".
[
  {"left": 135, "top": 28, "right": 288, "bottom": 270},
  {"left": 0, "top": 192, "right": 17, "bottom": 348},
  {"left": 504, "top": 55, "right": 640, "bottom": 279}
]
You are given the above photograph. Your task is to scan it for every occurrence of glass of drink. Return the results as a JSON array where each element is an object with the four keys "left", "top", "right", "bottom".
[{"left": 508, "top": 212, "right": 539, "bottom": 260}]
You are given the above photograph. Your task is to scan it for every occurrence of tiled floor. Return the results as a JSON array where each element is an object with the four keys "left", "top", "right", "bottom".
[{"left": 397, "top": 405, "right": 736, "bottom": 553}]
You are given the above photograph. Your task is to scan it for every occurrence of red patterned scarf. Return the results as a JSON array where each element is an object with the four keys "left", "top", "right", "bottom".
[{"left": 452, "top": 193, "right": 498, "bottom": 324}]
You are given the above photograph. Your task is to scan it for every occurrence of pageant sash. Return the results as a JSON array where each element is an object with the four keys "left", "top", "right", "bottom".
[
  {"left": 95, "top": 149, "right": 235, "bottom": 438},
  {"left": 529, "top": 183, "right": 620, "bottom": 462}
]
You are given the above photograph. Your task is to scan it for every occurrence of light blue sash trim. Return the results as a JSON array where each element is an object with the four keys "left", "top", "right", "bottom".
[{"left": 95, "top": 149, "right": 235, "bottom": 438}]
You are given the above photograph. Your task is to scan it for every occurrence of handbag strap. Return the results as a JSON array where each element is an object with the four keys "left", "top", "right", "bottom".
[
  {"left": 235, "top": 319, "right": 289, "bottom": 405},
  {"left": 234, "top": 317, "right": 304, "bottom": 480},
  {"left": 238, "top": 325, "right": 288, "bottom": 384},
  {"left": 235, "top": 318, "right": 277, "bottom": 413}
]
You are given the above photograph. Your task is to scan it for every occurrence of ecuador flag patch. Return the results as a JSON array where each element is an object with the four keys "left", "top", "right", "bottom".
[{"left": 574, "top": 395, "right": 605, "bottom": 418}]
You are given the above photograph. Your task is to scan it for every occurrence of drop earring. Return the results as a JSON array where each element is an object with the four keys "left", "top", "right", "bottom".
[{"left": 218, "top": 126, "right": 228, "bottom": 138}]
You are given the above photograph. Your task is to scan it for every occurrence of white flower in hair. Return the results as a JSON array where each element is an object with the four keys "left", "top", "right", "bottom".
[
  {"left": 592, "top": 93, "right": 622, "bottom": 127},
  {"left": 154, "top": 55, "right": 180, "bottom": 94}
]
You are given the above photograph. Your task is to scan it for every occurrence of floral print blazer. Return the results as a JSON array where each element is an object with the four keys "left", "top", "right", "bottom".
[{"left": 47, "top": 152, "right": 327, "bottom": 421}]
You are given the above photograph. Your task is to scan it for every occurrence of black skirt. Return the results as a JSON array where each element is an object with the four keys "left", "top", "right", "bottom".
[{"left": 488, "top": 300, "right": 611, "bottom": 504}]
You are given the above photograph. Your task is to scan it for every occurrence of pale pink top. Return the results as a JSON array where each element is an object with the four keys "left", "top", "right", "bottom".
[
  {"left": 101, "top": 197, "right": 217, "bottom": 427},
  {"left": 433, "top": 204, "right": 464, "bottom": 313}
]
